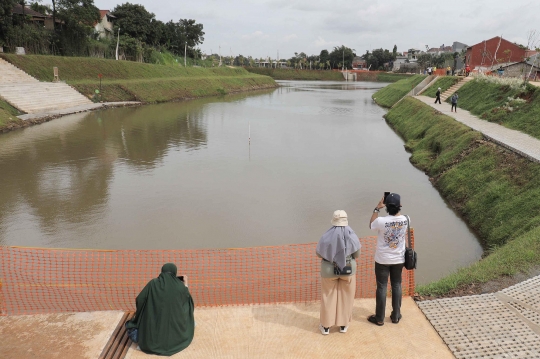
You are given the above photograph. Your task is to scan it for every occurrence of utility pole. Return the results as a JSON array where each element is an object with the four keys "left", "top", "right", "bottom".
[
  {"left": 185, "top": 43, "right": 187, "bottom": 67},
  {"left": 115, "top": 28, "right": 120, "bottom": 60}
]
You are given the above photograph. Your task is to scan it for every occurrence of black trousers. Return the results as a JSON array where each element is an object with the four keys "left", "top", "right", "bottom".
[
  {"left": 375, "top": 262, "right": 404, "bottom": 322},
  {"left": 435, "top": 96, "right": 441, "bottom": 104},
  {"left": 451, "top": 103, "right": 457, "bottom": 111}
]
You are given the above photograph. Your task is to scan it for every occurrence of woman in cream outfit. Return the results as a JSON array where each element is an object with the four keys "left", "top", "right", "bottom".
[{"left": 316, "top": 210, "right": 361, "bottom": 335}]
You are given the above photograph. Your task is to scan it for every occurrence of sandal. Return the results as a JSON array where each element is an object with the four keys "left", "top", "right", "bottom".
[
  {"left": 367, "top": 315, "right": 384, "bottom": 326},
  {"left": 391, "top": 314, "right": 402, "bottom": 324}
]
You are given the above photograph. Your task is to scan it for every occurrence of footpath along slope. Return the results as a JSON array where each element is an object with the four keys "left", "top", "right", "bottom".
[{"left": 416, "top": 95, "right": 540, "bottom": 162}]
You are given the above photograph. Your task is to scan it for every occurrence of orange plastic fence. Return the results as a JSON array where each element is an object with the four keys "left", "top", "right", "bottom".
[{"left": 0, "top": 232, "right": 415, "bottom": 315}]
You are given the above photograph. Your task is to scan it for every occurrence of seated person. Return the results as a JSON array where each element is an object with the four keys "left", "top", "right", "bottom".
[{"left": 125, "top": 263, "right": 194, "bottom": 356}]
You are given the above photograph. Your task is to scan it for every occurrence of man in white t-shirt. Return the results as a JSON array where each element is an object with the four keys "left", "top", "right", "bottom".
[{"left": 367, "top": 193, "right": 408, "bottom": 326}]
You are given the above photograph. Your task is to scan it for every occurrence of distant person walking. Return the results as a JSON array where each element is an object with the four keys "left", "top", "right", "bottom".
[
  {"left": 368, "top": 193, "right": 408, "bottom": 326},
  {"left": 427, "top": 66, "right": 432, "bottom": 75},
  {"left": 435, "top": 87, "right": 442, "bottom": 104},
  {"left": 451, "top": 92, "right": 459, "bottom": 112},
  {"left": 465, "top": 64, "right": 471, "bottom": 77},
  {"left": 317, "top": 210, "right": 361, "bottom": 335}
]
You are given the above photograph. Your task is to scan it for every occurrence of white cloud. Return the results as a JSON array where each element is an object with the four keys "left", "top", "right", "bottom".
[
  {"left": 314, "top": 36, "right": 335, "bottom": 47},
  {"left": 241, "top": 31, "right": 270, "bottom": 40},
  {"left": 283, "top": 34, "right": 298, "bottom": 42}
]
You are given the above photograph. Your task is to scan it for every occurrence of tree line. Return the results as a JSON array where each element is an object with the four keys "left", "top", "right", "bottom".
[{"left": 0, "top": 0, "right": 204, "bottom": 63}]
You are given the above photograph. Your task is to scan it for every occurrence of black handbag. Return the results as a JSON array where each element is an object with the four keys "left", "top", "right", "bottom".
[
  {"left": 404, "top": 215, "right": 417, "bottom": 270},
  {"left": 333, "top": 260, "right": 353, "bottom": 276}
]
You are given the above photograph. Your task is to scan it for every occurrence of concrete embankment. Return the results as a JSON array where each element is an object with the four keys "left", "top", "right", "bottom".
[{"left": 0, "top": 55, "right": 277, "bottom": 133}]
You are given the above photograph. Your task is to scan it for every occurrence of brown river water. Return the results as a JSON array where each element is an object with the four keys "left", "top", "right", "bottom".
[{"left": 0, "top": 81, "right": 482, "bottom": 284}]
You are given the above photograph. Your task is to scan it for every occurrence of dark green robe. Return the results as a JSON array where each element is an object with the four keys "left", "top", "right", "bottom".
[{"left": 126, "top": 263, "right": 195, "bottom": 356}]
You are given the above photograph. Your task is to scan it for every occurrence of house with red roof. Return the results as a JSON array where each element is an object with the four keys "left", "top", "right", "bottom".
[{"left": 465, "top": 36, "right": 533, "bottom": 71}]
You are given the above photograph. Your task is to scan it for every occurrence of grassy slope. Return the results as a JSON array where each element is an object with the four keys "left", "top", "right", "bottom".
[
  {"left": 376, "top": 73, "right": 415, "bottom": 83},
  {"left": 372, "top": 75, "right": 426, "bottom": 107},
  {"left": 422, "top": 76, "right": 460, "bottom": 98},
  {"left": 0, "top": 99, "right": 23, "bottom": 129},
  {"left": 244, "top": 67, "right": 344, "bottom": 81},
  {"left": 0, "top": 54, "right": 277, "bottom": 103},
  {"left": 385, "top": 97, "right": 540, "bottom": 295},
  {"left": 454, "top": 79, "right": 540, "bottom": 139},
  {"left": 244, "top": 68, "right": 414, "bottom": 83}
]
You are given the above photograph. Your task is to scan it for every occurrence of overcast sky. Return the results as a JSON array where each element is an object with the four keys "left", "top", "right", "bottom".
[{"left": 45, "top": 0, "right": 540, "bottom": 59}]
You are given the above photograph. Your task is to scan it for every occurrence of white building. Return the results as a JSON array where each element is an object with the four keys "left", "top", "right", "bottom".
[{"left": 94, "top": 10, "right": 115, "bottom": 39}]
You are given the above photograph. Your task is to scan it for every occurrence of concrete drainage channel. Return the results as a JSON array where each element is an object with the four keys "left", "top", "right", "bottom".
[
  {"left": 418, "top": 275, "right": 540, "bottom": 359},
  {"left": 99, "top": 312, "right": 135, "bottom": 359}
]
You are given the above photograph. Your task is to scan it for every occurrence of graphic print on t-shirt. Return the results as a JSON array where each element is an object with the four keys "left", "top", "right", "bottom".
[{"left": 383, "top": 220, "right": 407, "bottom": 249}]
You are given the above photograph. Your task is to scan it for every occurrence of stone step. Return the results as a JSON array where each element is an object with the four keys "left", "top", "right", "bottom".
[
  {"left": 6, "top": 99, "right": 92, "bottom": 108},
  {"left": 0, "top": 58, "right": 92, "bottom": 114},
  {"left": 3, "top": 93, "right": 90, "bottom": 99}
]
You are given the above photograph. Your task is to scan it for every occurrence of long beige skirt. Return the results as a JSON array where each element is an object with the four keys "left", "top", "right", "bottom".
[{"left": 320, "top": 276, "right": 356, "bottom": 328}]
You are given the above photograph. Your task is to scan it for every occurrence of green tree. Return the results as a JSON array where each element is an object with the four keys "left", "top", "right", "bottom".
[
  {"left": 0, "top": 0, "right": 17, "bottom": 45},
  {"left": 329, "top": 45, "right": 355, "bottom": 69},
  {"left": 112, "top": 3, "right": 155, "bottom": 43},
  {"left": 362, "top": 48, "right": 394, "bottom": 70},
  {"left": 55, "top": 0, "right": 100, "bottom": 55}
]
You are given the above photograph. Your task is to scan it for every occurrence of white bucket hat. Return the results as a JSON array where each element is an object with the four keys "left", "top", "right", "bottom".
[{"left": 331, "top": 210, "right": 348, "bottom": 226}]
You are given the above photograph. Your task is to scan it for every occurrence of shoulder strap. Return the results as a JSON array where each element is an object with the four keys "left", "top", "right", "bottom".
[{"left": 405, "top": 215, "right": 411, "bottom": 249}]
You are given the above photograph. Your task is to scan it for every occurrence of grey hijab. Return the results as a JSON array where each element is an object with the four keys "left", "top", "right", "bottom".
[{"left": 316, "top": 226, "right": 361, "bottom": 270}]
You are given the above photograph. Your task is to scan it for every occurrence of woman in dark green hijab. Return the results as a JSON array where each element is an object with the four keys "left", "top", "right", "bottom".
[{"left": 126, "top": 263, "right": 195, "bottom": 356}]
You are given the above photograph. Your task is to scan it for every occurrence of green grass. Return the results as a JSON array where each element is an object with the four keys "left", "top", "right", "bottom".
[
  {"left": 71, "top": 76, "right": 277, "bottom": 102},
  {"left": 376, "top": 73, "right": 415, "bottom": 82},
  {"left": 372, "top": 75, "right": 426, "bottom": 107},
  {"left": 385, "top": 97, "right": 540, "bottom": 295},
  {"left": 418, "top": 226, "right": 540, "bottom": 295},
  {"left": 0, "top": 99, "right": 23, "bottom": 130},
  {"left": 0, "top": 54, "right": 249, "bottom": 82},
  {"left": 244, "top": 68, "right": 415, "bottom": 83},
  {"left": 422, "top": 76, "right": 460, "bottom": 98},
  {"left": 244, "top": 67, "right": 345, "bottom": 81},
  {"left": 0, "top": 54, "right": 277, "bottom": 103},
  {"left": 454, "top": 79, "right": 540, "bottom": 140}
]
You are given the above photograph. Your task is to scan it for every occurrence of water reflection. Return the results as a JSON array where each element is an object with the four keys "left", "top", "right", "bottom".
[{"left": 0, "top": 101, "right": 209, "bottom": 244}]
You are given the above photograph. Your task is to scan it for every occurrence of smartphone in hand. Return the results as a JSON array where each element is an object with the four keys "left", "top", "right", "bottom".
[
  {"left": 383, "top": 192, "right": 390, "bottom": 204},
  {"left": 177, "top": 276, "right": 188, "bottom": 287}
]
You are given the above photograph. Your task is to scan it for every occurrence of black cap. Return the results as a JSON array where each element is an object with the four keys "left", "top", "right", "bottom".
[{"left": 385, "top": 193, "right": 401, "bottom": 207}]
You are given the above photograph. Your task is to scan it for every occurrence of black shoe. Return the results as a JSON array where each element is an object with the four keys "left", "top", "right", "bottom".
[{"left": 391, "top": 313, "right": 402, "bottom": 324}]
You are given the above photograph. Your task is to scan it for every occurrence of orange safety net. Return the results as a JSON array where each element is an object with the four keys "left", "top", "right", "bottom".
[{"left": 0, "top": 231, "right": 415, "bottom": 315}]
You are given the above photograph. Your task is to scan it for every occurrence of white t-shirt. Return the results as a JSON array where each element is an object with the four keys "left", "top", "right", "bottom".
[{"left": 370, "top": 215, "right": 408, "bottom": 265}]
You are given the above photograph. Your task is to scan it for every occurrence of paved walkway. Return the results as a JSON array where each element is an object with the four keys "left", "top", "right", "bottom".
[
  {"left": 0, "top": 298, "right": 453, "bottom": 359},
  {"left": 419, "top": 275, "right": 540, "bottom": 359},
  {"left": 416, "top": 96, "right": 540, "bottom": 163}
]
